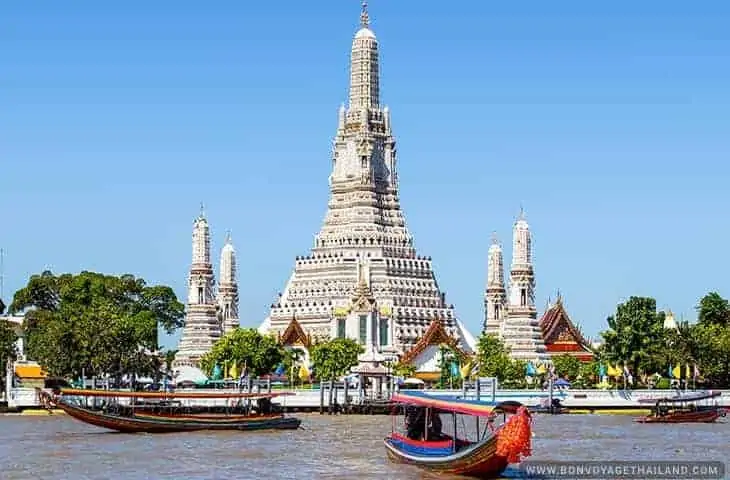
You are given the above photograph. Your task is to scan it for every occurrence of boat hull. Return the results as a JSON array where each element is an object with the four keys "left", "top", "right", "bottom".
[
  {"left": 384, "top": 433, "right": 509, "bottom": 478},
  {"left": 635, "top": 409, "right": 721, "bottom": 424},
  {"left": 57, "top": 401, "right": 301, "bottom": 433}
]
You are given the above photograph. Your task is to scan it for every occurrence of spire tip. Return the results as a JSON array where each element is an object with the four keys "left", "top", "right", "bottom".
[{"left": 360, "top": 0, "right": 369, "bottom": 28}]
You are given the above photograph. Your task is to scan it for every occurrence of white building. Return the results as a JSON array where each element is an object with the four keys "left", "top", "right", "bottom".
[{"left": 259, "top": 2, "right": 475, "bottom": 367}]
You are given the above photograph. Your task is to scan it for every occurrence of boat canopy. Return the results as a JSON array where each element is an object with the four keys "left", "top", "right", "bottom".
[
  {"left": 59, "top": 388, "right": 293, "bottom": 399},
  {"left": 391, "top": 391, "right": 496, "bottom": 417},
  {"left": 638, "top": 390, "right": 721, "bottom": 404}
]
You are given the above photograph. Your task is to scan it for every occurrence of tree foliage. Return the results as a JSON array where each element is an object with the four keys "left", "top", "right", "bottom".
[
  {"left": 697, "top": 292, "right": 730, "bottom": 327},
  {"left": 600, "top": 296, "right": 664, "bottom": 375},
  {"left": 309, "top": 338, "right": 364, "bottom": 381},
  {"left": 199, "top": 328, "right": 284, "bottom": 377},
  {"left": 0, "top": 319, "right": 18, "bottom": 390},
  {"left": 475, "top": 333, "right": 524, "bottom": 384},
  {"left": 552, "top": 354, "right": 582, "bottom": 380},
  {"left": 8, "top": 271, "right": 184, "bottom": 379}
]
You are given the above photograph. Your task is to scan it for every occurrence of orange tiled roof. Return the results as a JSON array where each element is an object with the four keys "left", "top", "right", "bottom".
[
  {"left": 278, "top": 315, "right": 312, "bottom": 349},
  {"left": 400, "top": 318, "right": 467, "bottom": 365},
  {"left": 539, "top": 298, "right": 592, "bottom": 355}
]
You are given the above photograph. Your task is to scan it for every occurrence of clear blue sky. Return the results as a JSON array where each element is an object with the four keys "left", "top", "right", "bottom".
[{"left": 2, "top": 1, "right": 728, "bottom": 349}]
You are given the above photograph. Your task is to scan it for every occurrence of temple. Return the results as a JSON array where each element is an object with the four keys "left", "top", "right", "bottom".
[
  {"left": 259, "top": 2, "right": 475, "bottom": 367},
  {"left": 539, "top": 294, "right": 594, "bottom": 362},
  {"left": 483, "top": 209, "right": 549, "bottom": 362},
  {"left": 175, "top": 207, "right": 239, "bottom": 367},
  {"left": 217, "top": 232, "right": 239, "bottom": 335}
]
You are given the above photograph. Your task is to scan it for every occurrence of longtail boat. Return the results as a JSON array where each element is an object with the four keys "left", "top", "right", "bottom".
[
  {"left": 635, "top": 390, "right": 724, "bottom": 424},
  {"left": 385, "top": 391, "right": 533, "bottom": 478},
  {"left": 41, "top": 388, "right": 301, "bottom": 433}
]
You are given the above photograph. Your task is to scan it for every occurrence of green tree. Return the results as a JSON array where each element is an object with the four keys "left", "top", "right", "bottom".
[
  {"left": 0, "top": 319, "right": 18, "bottom": 391},
  {"left": 692, "top": 322, "right": 730, "bottom": 387},
  {"left": 600, "top": 296, "right": 664, "bottom": 376},
  {"left": 475, "top": 333, "right": 521, "bottom": 383},
  {"left": 392, "top": 361, "right": 416, "bottom": 379},
  {"left": 199, "top": 328, "right": 284, "bottom": 377},
  {"left": 552, "top": 354, "right": 582, "bottom": 380},
  {"left": 9, "top": 271, "right": 184, "bottom": 380},
  {"left": 576, "top": 360, "right": 600, "bottom": 387},
  {"left": 309, "top": 338, "right": 364, "bottom": 381},
  {"left": 697, "top": 292, "right": 730, "bottom": 327}
]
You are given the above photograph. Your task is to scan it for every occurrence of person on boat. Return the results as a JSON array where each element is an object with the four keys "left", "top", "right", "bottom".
[
  {"left": 427, "top": 410, "right": 443, "bottom": 440},
  {"left": 405, "top": 406, "right": 426, "bottom": 440}
]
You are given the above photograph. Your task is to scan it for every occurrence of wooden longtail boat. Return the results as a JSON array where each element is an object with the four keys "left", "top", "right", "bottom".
[
  {"left": 43, "top": 388, "right": 301, "bottom": 433},
  {"left": 635, "top": 390, "right": 725, "bottom": 424},
  {"left": 385, "top": 391, "right": 532, "bottom": 479}
]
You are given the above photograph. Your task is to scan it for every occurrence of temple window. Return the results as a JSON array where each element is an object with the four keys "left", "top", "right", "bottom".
[
  {"left": 198, "top": 287, "right": 203, "bottom": 304},
  {"left": 337, "top": 318, "right": 346, "bottom": 339},
  {"left": 379, "top": 318, "right": 388, "bottom": 346},
  {"left": 359, "top": 315, "right": 367, "bottom": 344},
  {"left": 520, "top": 288, "right": 526, "bottom": 306}
]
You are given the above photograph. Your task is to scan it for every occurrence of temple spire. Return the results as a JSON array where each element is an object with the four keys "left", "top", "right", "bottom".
[
  {"left": 360, "top": 1, "right": 369, "bottom": 28},
  {"left": 349, "top": 0, "right": 379, "bottom": 109}
]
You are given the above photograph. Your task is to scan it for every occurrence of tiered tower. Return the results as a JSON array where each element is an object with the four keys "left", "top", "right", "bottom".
[
  {"left": 217, "top": 232, "right": 239, "bottom": 335},
  {"left": 483, "top": 233, "right": 507, "bottom": 336},
  {"left": 174, "top": 206, "right": 221, "bottom": 367},
  {"left": 260, "top": 2, "right": 472, "bottom": 355},
  {"left": 502, "top": 209, "right": 549, "bottom": 361}
]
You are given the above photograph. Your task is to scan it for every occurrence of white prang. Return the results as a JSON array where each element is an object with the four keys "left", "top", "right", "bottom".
[
  {"left": 259, "top": 2, "right": 473, "bottom": 357},
  {"left": 217, "top": 231, "right": 240, "bottom": 335},
  {"left": 484, "top": 209, "right": 549, "bottom": 362},
  {"left": 175, "top": 208, "right": 239, "bottom": 367},
  {"left": 483, "top": 233, "right": 507, "bottom": 337}
]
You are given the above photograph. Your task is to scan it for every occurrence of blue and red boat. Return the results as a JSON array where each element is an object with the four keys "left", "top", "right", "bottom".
[{"left": 385, "top": 391, "right": 533, "bottom": 478}]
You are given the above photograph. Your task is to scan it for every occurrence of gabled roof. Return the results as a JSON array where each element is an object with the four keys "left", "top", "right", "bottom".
[
  {"left": 539, "top": 296, "right": 592, "bottom": 352},
  {"left": 400, "top": 318, "right": 467, "bottom": 365},
  {"left": 278, "top": 315, "right": 312, "bottom": 349}
]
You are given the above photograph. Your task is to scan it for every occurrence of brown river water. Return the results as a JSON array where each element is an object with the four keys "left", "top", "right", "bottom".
[{"left": 0, "top": 413, "right": 727, "bottom": 479}]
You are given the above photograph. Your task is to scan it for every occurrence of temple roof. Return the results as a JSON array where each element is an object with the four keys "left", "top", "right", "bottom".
[
  {"left": 539, "top": 296, "right": 592, "bottom": 352},
  {"left": 400, "top": 318, "right": 467, "bottom": 365},
  {"left": 279, "top": 315, "right": 311, "bottom": 349}
]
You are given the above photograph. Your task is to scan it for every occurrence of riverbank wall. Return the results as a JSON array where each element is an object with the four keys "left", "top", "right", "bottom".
[{"left": 4, "top": 386, "right": 728, "bottom": 414}]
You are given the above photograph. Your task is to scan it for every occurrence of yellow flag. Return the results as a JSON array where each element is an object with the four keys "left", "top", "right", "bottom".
[
  {"left": 230, "top": 361, "right": 238, "bottom": 379},
  {"left": 672, "top": 364, "right": 681, "bottom": 379},
  {"left": 460, "top": 361, "right": 472, "bottom": 380},
  {"left": 536, "top": 364, "right": 547, "bottom": 375},
  {"left": 685, "top": 364, "right": 690, "bottom": 378},
  {"left": 298, "top": 364, "right": 310, "bottom": 382}
]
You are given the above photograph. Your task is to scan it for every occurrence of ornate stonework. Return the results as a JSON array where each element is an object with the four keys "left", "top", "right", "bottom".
[
  {"left": 260, "top": 3, "right": 474, "bottom": 357},
  {"left": 484, "top": 209, "right": 549, "bottom": 362},
  {"left": 175, "top": 207, "right": 222, "bottom": 367},
  {"left": 217, "top": 232, "right": 239, "bottom": 335},
  {"left": 484, "top": 232, "right": 507, "bottom": 336}
]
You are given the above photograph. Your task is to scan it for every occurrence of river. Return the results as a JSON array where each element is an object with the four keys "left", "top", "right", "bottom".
[{"left": 0, "top": 413, "right": 727, "bottom": 479}]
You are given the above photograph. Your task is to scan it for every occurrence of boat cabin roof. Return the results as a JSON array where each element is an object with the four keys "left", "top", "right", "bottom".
[
  {"left": 59, "top": 388, "right": 293, "bottom": 400},
  {"left": 391, "top": 391, "right": 497, "bottom": 417},
  {"left": 638, "top": 390, "right": 721, "bottom": 404}
]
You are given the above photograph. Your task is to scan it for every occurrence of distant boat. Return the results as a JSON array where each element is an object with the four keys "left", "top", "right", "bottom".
[
  {"left": 41, "top": 388, "right": 301, "bottom": 433},
  {"left": 384, "top": 391, "right": 533, "bottom": 478},
  {"left": 635, "top": 390, "right": 724, "bottom": 424}
]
